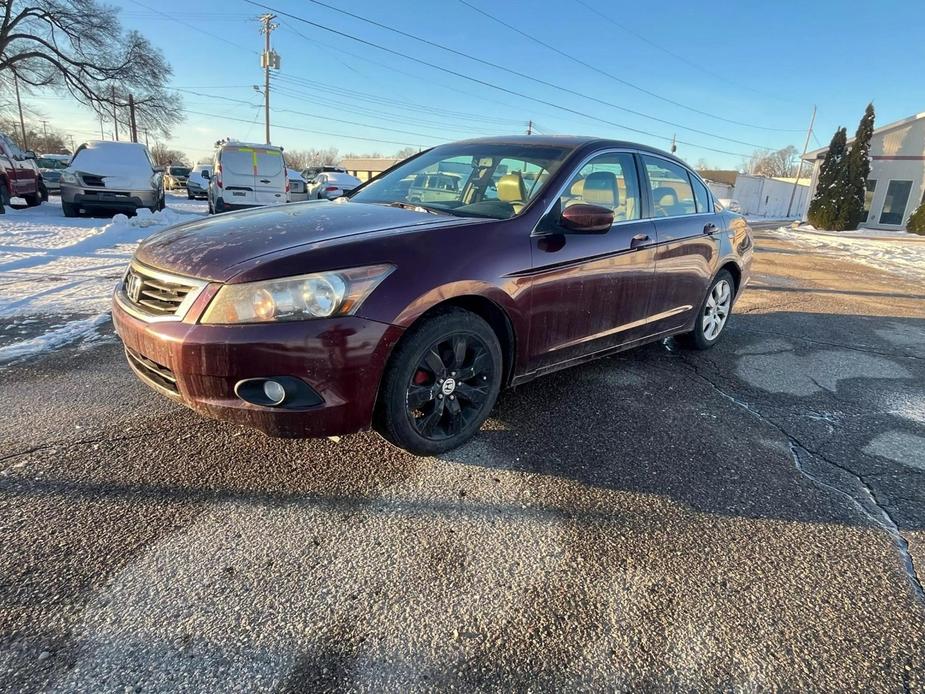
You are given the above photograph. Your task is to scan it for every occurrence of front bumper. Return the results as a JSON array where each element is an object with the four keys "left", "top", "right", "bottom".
[
  {"left": 61, "top": 183, "right": 157, "bottom": 210},
  {"left": 112, "top": 289, "right": 405, "bottom": 438}
]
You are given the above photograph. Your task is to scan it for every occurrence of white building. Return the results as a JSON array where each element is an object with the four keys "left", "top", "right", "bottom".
[
  {"left": 802, "top": 111, "right": 925, "bottom": 230},
  {"left": 733, "top": 174, "right": 810, "bottom": 217}
]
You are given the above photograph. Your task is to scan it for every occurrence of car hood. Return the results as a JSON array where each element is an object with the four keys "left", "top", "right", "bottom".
[{"left": 134, "top": 200, "right": 475, "bottom": 282}]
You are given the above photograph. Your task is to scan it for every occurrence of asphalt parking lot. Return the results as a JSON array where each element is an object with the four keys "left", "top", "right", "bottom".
[{"left": 1, "top": 224, "right": 924, "bottom": 692}]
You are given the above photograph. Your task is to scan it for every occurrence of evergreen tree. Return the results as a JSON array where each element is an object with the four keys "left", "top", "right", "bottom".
[
  {"left": 907, "top": 199, "right": 925, "bottom": 235},
  {"left": 839, "top": 103, "right": 876, "bottom": 230},
  {"left": 807, "top": 127, "right": 849, "bottom": 229}
]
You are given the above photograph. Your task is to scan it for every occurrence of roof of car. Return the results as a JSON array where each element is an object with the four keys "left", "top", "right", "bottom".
[{"left": 446, "top": 135, "right": 686, "bottom": 165}]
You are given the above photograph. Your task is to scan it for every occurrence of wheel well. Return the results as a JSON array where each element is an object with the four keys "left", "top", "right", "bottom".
[
  {"left": 415, "top": 295, "right": 516, "bottom": 387},
  {"left": 719, "top": 261, "right": 741, "bottom": 295}
]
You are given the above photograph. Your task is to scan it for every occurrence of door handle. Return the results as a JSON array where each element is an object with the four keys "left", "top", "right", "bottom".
[
  {"left": 704, "top": 223, "right": 719, "bottom": 234},
  {"left": 260, "top": 178, "right": 271, "bottom": 183},
  {"left": 630, "top": 233, "right": 650, "bottom": 249}
]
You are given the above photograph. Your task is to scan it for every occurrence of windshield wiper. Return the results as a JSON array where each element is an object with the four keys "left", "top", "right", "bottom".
[{"left": 384, "top": 201, "right": 452, "bottom": 216}]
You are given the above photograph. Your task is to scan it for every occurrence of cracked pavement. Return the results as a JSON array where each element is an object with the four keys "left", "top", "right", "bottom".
[{"left": 1, "top": 224, "right": 924, "bottom": 692}]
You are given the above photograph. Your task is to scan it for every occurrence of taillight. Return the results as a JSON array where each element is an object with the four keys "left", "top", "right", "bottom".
[{"left": 216, "top": 164, "right": 223, "bottom": 189}]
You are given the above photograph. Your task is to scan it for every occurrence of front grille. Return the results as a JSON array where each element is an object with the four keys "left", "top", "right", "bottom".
[
  {"left": 120, "top": 263, "right": 207, "bottom": 321},
  {"left": 81, "top": 173, "right": 105, "bottom": 187},
  {"left": 125, "top": 347, "right": 179, "bottom": 395}
]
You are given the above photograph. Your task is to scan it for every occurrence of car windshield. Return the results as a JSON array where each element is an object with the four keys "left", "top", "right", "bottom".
[
  {"left": 38, "top": 157, "right": 68, "bottom": 169},
  {"left": 169, "top": 166, "right": 191, "bottom": 176},
  {"left": 349, "top": 142, "right": 573, "bottom": 219}
]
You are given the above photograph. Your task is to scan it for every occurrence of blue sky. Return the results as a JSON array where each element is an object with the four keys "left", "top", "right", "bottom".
[{"left": 23, "top": 0, "right": 925, "bottom": 169}]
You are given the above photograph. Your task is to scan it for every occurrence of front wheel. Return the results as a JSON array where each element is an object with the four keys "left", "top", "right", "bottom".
[
  {"left": 678, "top": 270, "right": 735, "bottom": 350},
  {"left": 62, "top": 201, "right": 79, "bottom": 217},
  {"left": 375, "top": 308, "right": 502, "bottom": 455}
]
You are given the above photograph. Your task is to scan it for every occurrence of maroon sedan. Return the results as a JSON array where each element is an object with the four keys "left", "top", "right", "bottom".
[{"left": 113, "top": 137, "right": 752, "bottom": 454}]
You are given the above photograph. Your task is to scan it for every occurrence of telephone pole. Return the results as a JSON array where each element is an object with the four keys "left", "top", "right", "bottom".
[
  {"left": 526, "top": 120, "right": 533, "bottom": 135},
  {"left": 111, "top": 85, "right": 119, "bottom": 141},
  {"left": 128, "top": 94, "right": 138, "bottom": 143},
  {"left": 13, "top": 74, "right": 27, "bottom": 149},
  {"left": 787, "top": 105, "right": 817, "bottom": 218},
  {"left": 259, "top": 13, "right": 279, "bottom": 145}
]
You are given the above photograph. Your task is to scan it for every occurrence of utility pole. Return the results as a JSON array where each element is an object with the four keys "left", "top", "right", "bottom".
[
  {"left": 670, "top": 133, "right": 677, "bottom": 154},
  {"left": 259, "top": 13, "right": 279, "bottom": 145},
  {"left": 128, "top": 94, "right": 138, "bottom": 143},
  {"left": 526, "top": 120, "right": 533, "bottom": 135},
  {"left": 99, "top": 114, "right": 105, "bottom": 140},
  {"left": 40, "top": 120, "right": 48, "bottom": 150},
  {"left": 787, "top": 105, "right": 817, "bottom": 218},
  {"left": 111, "top": 85, "right": 119, "bottom": 141},
  {"left": 13, "top": 74, "right": 27, "bottom": 149},
  {"left": 143, "top": 129, "right": 149, "bottom": 147}
]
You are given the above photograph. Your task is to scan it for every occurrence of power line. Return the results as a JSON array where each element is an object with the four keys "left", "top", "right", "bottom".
[
  {"left": 179, "top": 108, "right": 430, "bottom": 148},
  {"left": 125, "top": 0, "right": 257, "bottom": 53},
  {"left": 279, "top": 0, "right": 778, "bottom": 151},
  {"left": 243, "top": 0, "right": 758, "bottom": 158},
  {"left": 458, "top": 0, "right": 803, "bottom": 133}
]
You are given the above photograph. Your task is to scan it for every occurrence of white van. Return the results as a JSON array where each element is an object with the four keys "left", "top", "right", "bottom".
[{"left": 208, "top": 142, "right": 289, "bottom": 214}]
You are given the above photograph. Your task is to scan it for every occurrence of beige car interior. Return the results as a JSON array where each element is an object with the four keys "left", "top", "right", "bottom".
[
  {"left": 562, "top": 170, "right": 638, "bottom": 221},
  {"left": 496, "top": 172, "right": 528, "bottom": 212}
]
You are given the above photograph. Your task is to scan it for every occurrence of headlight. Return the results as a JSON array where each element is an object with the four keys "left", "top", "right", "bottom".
[
  {"left": 200, "top": 264, "right": 395, "bottom": 324},
  {"left": 60, "top": 171, "right": 78, "bottom": 184}
]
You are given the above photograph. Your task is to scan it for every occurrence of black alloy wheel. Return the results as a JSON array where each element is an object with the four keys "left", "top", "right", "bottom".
[
  {"left": 407, "top": 333, "right": 493, "bottom": 441},
  {"left": 377, "top": 308, "right": 502, "bottom": 455}
]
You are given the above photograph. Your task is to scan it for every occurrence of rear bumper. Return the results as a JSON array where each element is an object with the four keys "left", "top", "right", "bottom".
[{"left": 111, "top": 294, "right": 405, "bottom": 438}]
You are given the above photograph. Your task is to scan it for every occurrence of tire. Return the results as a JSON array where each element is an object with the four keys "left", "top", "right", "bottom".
[
  {"left": 157, "top": 194, "right": 166, "bottom": 211},
  {"left": 24, "top": 190, "right": 40, "bottom": 207},
  {"left": 38, "top": 180, "right": 49, "bottom": 203},
  {"left": 0, "top": 179, "right": 9, "bottom": 213},
  {"left": 677, "top": 269, "right": 735, "bottom": 350},
  {"left": 62, "top": 201, "right": 79, "bottom": 217},
  {"left": 214, "top": 196, "right": 226, "bottom": 214},
  {"left": 375, "top": 308, "right": 502, "bottom": 455},
  {"left": 208, "top": 197, "right": 214, "bottom": 214},
  {"left": 187, "top": 189, "right": 194, "bottom": 199}
]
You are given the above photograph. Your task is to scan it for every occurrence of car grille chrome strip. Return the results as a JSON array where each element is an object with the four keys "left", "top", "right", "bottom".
[{"left": 117, "top": 261, "right": 208, "bottom": 323}]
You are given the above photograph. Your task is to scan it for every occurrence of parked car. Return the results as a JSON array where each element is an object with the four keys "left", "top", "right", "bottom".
[
  {"left": 208, "top": 142, "right": 288, "bottom": 214},
  {"left": 37, "top": 154, "right": 70, "bottom": 194},
  {"left": 0, "top": 132, "right": 47, "bottom": 211},
  {"left": 306, "top": 171, "right": 362, "bottom": 200},
  {"left": 113, "top": 136, "right": 752, "bottom": 455},
  {"left": 288, "top": 169, "right": 309, "bottom": 202},
  {"left": 186, "top": 164, "right": 212, "bottom": 200},
  {"left": 59, "top": 141, "right": 165, "bottom": 217},
  {"left": 302, "top": 165, "right": 347, "bottom": 180},
  {"left": 164, "top": 165, "right": 192, "bottom": 190},
  {"left": 407, "top": 172, "right": 462, "bottom": 204}
]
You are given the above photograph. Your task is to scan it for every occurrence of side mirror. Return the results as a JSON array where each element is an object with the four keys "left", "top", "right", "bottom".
[{"left": 560, "top": 203, "right": 613, "bottom": 233}]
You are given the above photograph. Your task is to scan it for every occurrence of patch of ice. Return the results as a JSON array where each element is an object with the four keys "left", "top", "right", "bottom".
[{"left": 0, "top": 313, "right": 110, "bottom": 364}]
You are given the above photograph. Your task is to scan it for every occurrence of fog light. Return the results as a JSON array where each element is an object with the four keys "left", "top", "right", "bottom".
[{"left": 263, "top": 380, "right": 287, "bottom": 405}]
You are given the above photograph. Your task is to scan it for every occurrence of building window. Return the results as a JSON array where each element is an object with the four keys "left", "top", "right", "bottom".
[
  {"left": 863, "top": 180, "right": 877, "bottom": 222},
  {"left": 879, "top": 180, "right": 913, "bottom": 225}
]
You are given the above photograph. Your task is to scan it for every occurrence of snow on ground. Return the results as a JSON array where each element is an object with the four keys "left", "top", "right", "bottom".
[
  {"left": 0, "top": 192, "right": 206, "bottom": 363},
  {"left": 770, "top": 226, "right": 925, "bottom": 282}
]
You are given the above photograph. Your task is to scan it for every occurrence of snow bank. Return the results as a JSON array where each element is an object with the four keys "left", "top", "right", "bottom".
[
  {"left": 0, "top": 194, "right": 206, "bottom": 319},
  {"left": 770, "top": 226, "right": 925, "bottom": 282},
  {"left": 0, "top": 313, "right": 110, "bottom": 364}
]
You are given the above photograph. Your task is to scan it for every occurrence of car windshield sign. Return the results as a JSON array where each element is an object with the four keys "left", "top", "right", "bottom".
[{"left": 349, "top": 142, "right": 573, "bottom": 219}]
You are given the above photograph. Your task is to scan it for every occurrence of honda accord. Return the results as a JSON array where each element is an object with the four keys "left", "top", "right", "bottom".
[{"left": 112, "top": 136, "right": 752, "bottom": 454}]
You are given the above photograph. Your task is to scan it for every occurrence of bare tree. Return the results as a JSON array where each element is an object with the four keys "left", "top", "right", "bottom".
[
  {"left": 393, "top": 146, "right": 418, "bottom": 160},
  {"left": 0, "top": 116, "right": 67, "bottom": 152},
  {"left": 282, "top": 149, "right": 311, "bottom": 171},
  {"left": 745, "top": 145, "right": 799, "bottom": 178},
  {"left": 0, "top": 0, "right": 183, "bottom": 138},
  {"left": 149, "top": 142, "right": 189, "bottom": 167}
]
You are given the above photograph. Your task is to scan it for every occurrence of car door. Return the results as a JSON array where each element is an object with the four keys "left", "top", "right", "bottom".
[
  {"left": 253, "top": 148, "right": 287, "bottom": 206},
  {"left": 527, "top": 150, "right": 658, "bottom": 370},
  {"left": 0, "top": 135, "right": 28, "bottom": 195},
  {"left": 639, "top": 154, "right": 723, "bottom": 335}
]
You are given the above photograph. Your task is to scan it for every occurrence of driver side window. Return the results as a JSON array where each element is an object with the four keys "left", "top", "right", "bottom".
[{"left": 559, "top": 152, "right": 640, "bottom": 222}]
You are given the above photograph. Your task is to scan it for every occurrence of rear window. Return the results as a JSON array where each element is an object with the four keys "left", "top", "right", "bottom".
[
  {"left": 169, "top": 166, "right": 191, "bottom": 176},
  {"left": 221, "top": 148, "right": 284, "bottom": 177}
]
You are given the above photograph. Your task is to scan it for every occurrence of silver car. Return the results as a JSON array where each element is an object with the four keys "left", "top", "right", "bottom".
[
  {"left": 60, "top": 141, "right": 164, "bottom": 217},
  {"left": 306, "top": 171, "right": 362, "bottom": 200}
]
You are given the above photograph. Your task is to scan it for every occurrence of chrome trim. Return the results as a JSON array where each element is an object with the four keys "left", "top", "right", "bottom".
[
  {"left": 550, "top": 305, "right": 693, "bottom": 352},
  {"left": 116, "top": 261, "right": 209, "bottom": 323}
]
